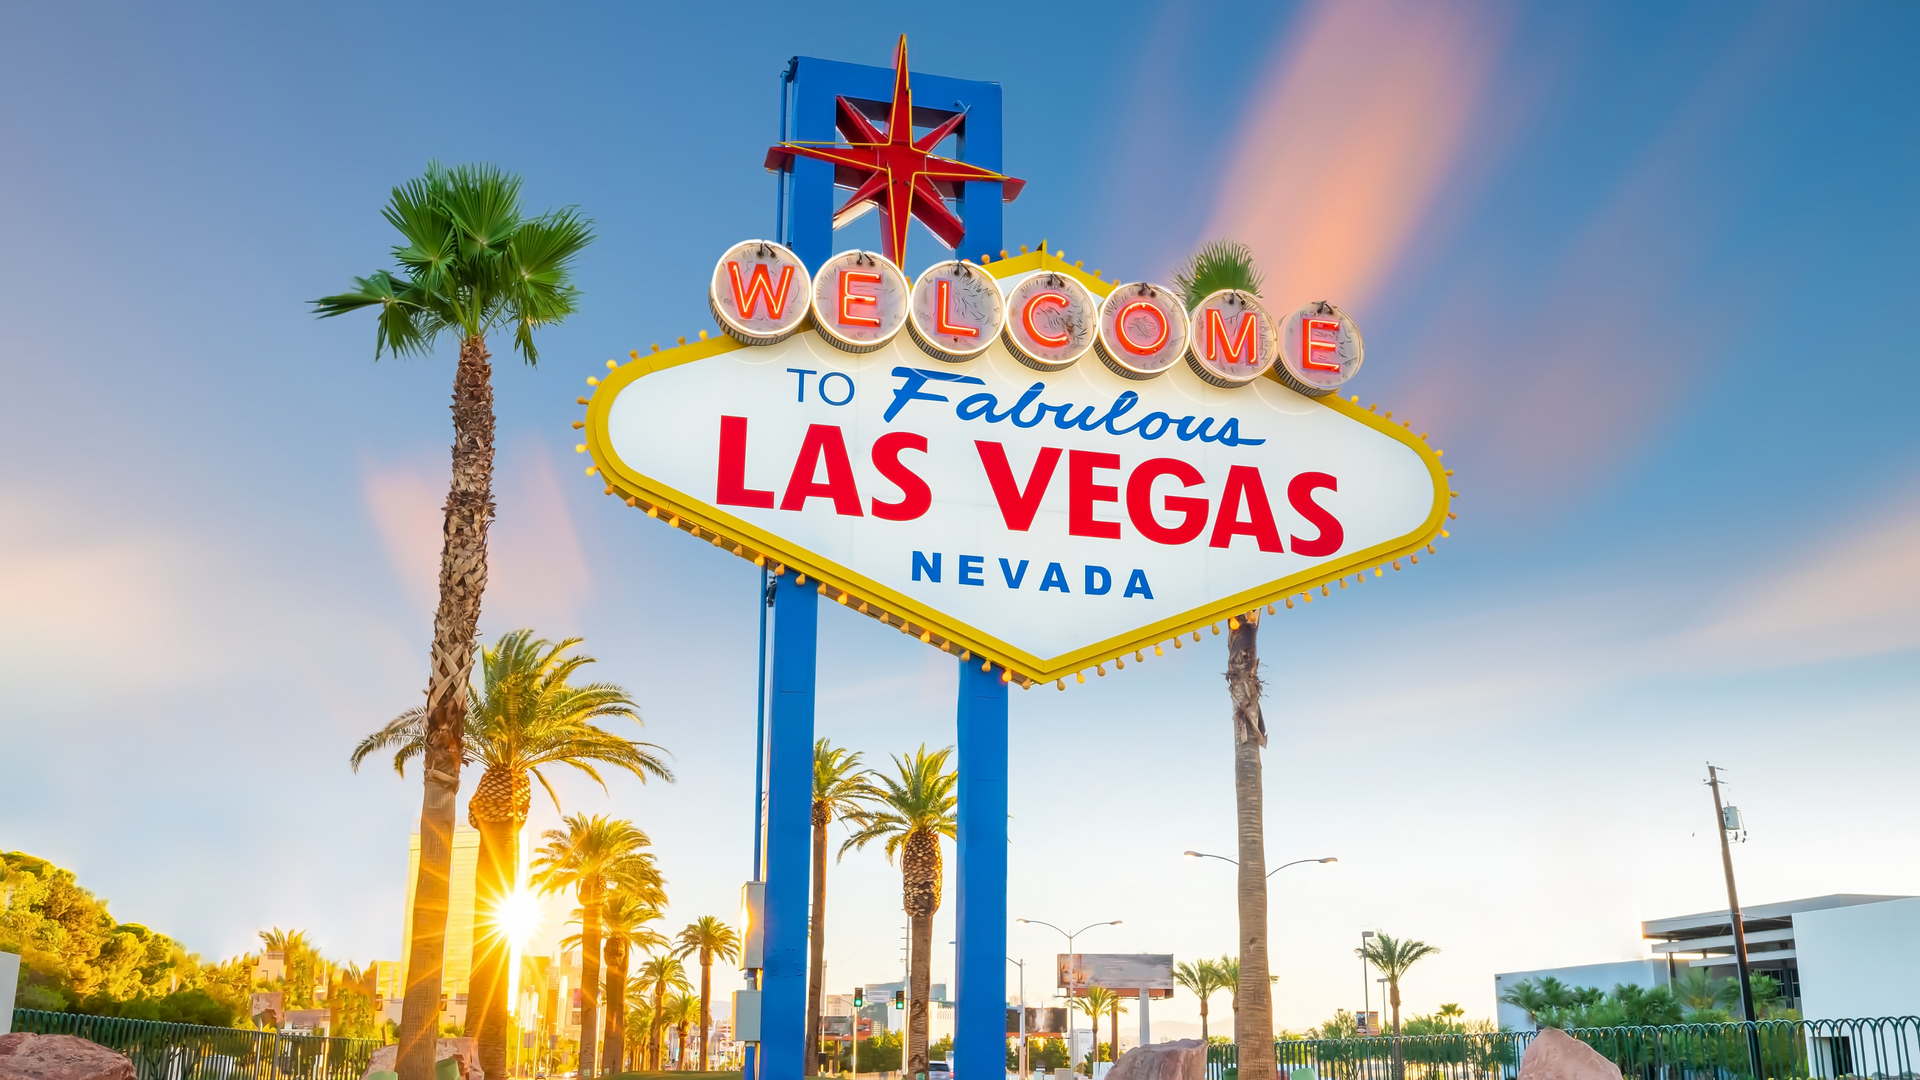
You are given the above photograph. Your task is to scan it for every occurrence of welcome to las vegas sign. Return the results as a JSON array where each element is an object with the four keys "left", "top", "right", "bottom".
[{"left": 578, "top": 243, "right": 1453, "bottom": 689}]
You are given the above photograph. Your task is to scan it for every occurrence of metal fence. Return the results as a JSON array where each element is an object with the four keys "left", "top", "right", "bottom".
[
  {"left": 10, "top": 1009, "right": 383, "bottom": 1080},
  {"left": 1204, "top": 1016, "right": 1920, "bottom": 1080}
]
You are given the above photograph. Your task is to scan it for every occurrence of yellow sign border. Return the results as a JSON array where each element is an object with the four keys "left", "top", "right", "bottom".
[{"left": 580, "top": 251, "right": 1453, "bottom": 687}]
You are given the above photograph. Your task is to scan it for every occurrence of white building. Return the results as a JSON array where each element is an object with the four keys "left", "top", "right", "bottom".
[{"left": 1494, "top": 893, "right": 1915, "bottom": 1029}]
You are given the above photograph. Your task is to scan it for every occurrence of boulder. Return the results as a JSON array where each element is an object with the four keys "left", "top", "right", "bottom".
[
  {"left": 1106, "top": 1039, "right": 1207, "bottom": 1080},
  {"left": 1518, "top": 1028, "right": 1621, "bottom": 1080},
  {"left": 361, "top": 1039, "right": 478, "bottom": 1080},
  {"left": 0, "top": 1033, "right": 137, "bottom": 1080}
]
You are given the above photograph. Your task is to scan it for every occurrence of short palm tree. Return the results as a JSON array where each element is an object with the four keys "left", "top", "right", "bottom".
[
  {"left": 1176, "top": 238, "right": 1276, "bottom": 1080},
  {"left": 663, "top": 991, "right": 701, "bottom": 1070},
  {"left": 530, "top": 816, "right": 660, "bottom": 1079},
  {"left": 840, "top": 745, "right": 958, "bottom": 1079},
  {"left": 807, "top": 740, "right": 876, "bottom": 1075},
  {"left": 1357, "top": 932, "right": 1439, "bottom": 1079},
  {"left": 258, "top": 928, "right": 315, "bottom": 1009},
  {"left": 317, "top": 162, "right": 592, "bottom": 1080},
  {"left": 634, "top": 953, "right": 692, "bottom": 1071},
  {"left": 674, "top": 916, "right": 741, "bottom": 1073},
  {"left": 566, "top": 893, "right": 665, "bottom": 1076},
  {"left": 1175, "top": 958, "right": 1230, "bottom": 1043},
  {"left": 1216, "top": 955, "right": 1241, "bottom": 1030},
  {"left": 1073, "top": 987, "right": 1124, "bottom": 1071},
  {"left": 352, "top": 629, "right": 671, "bottom": 1079}
]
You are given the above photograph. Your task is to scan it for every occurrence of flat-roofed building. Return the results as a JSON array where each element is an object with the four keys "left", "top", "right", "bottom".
[{"left": 1495, "top": 893, "right": 1915, "bottom": 1029}]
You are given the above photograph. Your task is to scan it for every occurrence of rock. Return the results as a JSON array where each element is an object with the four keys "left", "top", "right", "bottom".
[
  {"left": 1518, "top": 1028, "right": 1621, "bottom": 1080},
  {"left": 0, "top": 1033, "right": 137, "bottom": 1080},
  {"left": 360, "top": 1039, "right": 478, "bottom": 1080},
  {"left": 1106, "top": 1039, "right": 1208, "bottom": 1080}
]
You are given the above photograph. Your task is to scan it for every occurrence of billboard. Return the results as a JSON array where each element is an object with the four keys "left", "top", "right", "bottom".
[
  {"left": 1056, "top": 953, "right": 1175, "bottom": 998},
  {"left": 580, "top": 250, "right": 1451, "bottom": 687},
  {"left": 1008, "top": 1006, "right": 1069, "bottom": 1036}
]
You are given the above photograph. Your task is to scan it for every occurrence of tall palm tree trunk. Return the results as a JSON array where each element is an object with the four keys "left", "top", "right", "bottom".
[
  {"left": 471, "top": 768, "right": 529, "bottom": 1080},
  {"left": 678, "top": 1022, "right": 691, "bottom": 1071},
  {"left": 806, "top": 801, "right": 831, "bottom": 1076},
  {"left": 579, "top": 888, "right": 604, "bottom": 1080},
  {"left": 602, "top": 937, "right": 630, "bottom": 1076},
  {"left": 1109, "top": 1004, "right": 1119, "bottom": 1067},
  {"left": 698, "top": 957, "right": 713, "bottom": 1073},
  {"left": 1228, "top": 613, "right": 1274, "bottom": 1080},
  {"left": 903, "top": 829, "right": 939, "bottom": 1080},
  {"left": 399, "top": 333, "right": 496, "bottom": 1080}
]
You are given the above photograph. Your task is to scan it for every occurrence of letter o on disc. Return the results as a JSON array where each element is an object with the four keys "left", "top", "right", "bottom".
[
  {"left": 1001, "top": 272, "right": 1097, "bottom": 371},
  {"left": 1185, "top": 289, "right": 1279, "bottom": 388},
  {"left": 709, "top": 239, "right": 812, "bottom": 346},
  {"left": 1095, "top": 283, "right": 1190, "bottom": 380},
  {"left": 811, "top": 250, "right": 910, "bottom": 353},
  {"left": 1274, "top": 302, "right": 1365, "bottom": 397},
  {"left": 907, "top": 260, "right": 1005, "bottom": 363}
]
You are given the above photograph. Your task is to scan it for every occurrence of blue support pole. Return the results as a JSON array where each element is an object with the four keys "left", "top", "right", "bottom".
[
  {"left": 955, "top": 660, "right": 1009, "bottom": 1080},
  {"left": 761, "top": 573, "right": 818, "bottom": 1080}
]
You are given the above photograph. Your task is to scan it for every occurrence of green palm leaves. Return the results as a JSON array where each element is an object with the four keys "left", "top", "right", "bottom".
[
  {"left": 349, "top": 629, "right": 672, "bottom": 804},
  {"left": 1175, "top": 958, "right": 1234, "bottom": 1041},
  {"left": 1173, "top": 240, "right": 1263, "bottom": 308},
  {"left": 839, "top": 745, "right": 958, "bottom": 864},
  {"left": 313, "top": 161, "right": 593, "bottom": 363}
]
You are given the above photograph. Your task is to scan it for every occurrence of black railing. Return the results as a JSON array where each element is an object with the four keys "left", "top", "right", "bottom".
[
  {"left": 1204, "top": 1016, "right": 1920, "bottom": 1080},
  {"left": 9, "top": 1010, "right": 382, "bottom": 1080}
]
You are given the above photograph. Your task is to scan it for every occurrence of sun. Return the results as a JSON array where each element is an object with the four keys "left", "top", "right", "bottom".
[{"left": 488, "top": 885, "right": 546, "bottom": 948}]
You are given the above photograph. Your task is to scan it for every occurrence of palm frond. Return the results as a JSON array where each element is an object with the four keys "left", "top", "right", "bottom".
[
  {"left": 1172, "top": 240, "right": 1263, "bottom": 309},
  {"left": 315, "top": 161, "right": 593, "bottom": 365}
]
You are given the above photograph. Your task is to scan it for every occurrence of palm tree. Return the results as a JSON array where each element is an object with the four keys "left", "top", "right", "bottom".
[
  {"left": 317, "top": 162, "right": 593, "bottom": 1080},
  {"left": 806, "top": 740, "right": 876, "bottom": 1076},
  {"left": 1175, "top": 239, "right": 1275, "bottom": 1080},
  {"left": 633, "top": 976, "right": 664, "bottom": 1068},
  {"left": 1074, "top": 987, "right": 1116, "bottom": 1072},
  {"left": 258, "top": 928, "right": 316, "bottom": 1009},
  {"left": 1356, "top": 932, "right": 1439, "bottom": 1079},
  {"left": 840, "top": 746, "right": 958, "bottom": 1079},
  {"left": 352, "top": 630, "right": 671, "bottom": 1080},
  {"left": 1670, "top": 970, "right": 1721, "bottom": 1015},
  {"left": 663, "top": 992, "right": 701, "bottom": 1070},
  {"left": 530, "top": 816, "right": 660, "bottom": 1079},
  {"left": 634, "top": 954, "right": 692, "bottom": 1071},
  {"left": 674, "top": 916, "right": 741, "bottom": 1073},
  {"left": 567, "top": 893, "right": 665, "bottom": 1076},
  {"left": 1175, "top": 959, "right": 1229, "bottom": 1043},
  {"left": 1497, "top": 979, "right": 1548, "bottom": 1026}
]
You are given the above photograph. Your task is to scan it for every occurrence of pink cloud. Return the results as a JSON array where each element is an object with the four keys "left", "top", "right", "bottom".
[
  {"left": 360, "top": 438, "right": 591, "bottom": 638},
  {"left": 1200, "top": 0, "right": 1506, "bottom": 312}
]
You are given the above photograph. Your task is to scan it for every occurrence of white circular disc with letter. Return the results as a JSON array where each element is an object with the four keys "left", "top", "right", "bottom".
[
  {"left": 709, "top": 240, "right": 812, "bottom": 346},
  {"left": 1095, "top": 282, "right": 1190, "bottom": 380}
]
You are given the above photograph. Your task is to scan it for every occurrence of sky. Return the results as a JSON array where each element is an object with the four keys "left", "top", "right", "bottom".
[{"left": 1, "top": 0, "right": 1918, "bottom": 1037}]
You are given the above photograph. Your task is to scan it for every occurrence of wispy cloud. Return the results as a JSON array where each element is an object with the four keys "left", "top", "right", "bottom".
[
  {"left": 1289, "top": 489, "right": 1920, "bottom": 740},
  {"left": 360, "top": 439, "right": 591, "bottom": 639},
  {"left": 1199, "top": 0, "right": 1507, "bottom": 311}
]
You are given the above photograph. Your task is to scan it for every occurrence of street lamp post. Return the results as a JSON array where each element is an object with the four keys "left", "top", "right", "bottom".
[
  {"left": 1016, "top": 919, "right": 1121, "bottom": 1075},
  {"left": 1009, "top": 957, "right": 1028, "bottom": 1080},
  {"left": 1360, "top": 931, "right": 1374, "bottom": 1034}
]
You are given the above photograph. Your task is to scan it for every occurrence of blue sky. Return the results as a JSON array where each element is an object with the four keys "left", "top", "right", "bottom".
[{"left": 2, "top": 0, "right": 1917, "bottom": 1033}]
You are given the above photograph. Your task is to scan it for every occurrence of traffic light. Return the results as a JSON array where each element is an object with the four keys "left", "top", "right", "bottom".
[
  {"left": 853, "top": 987, "right": 864, "bottom": 1008},
  {"left": 894, "top": 990, "right": 906, "bottom": 1010}
]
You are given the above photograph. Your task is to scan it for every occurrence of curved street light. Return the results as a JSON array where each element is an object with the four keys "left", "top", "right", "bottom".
[
  {"left": 1015, "top": 918, "right": 1121, "bottom": 1062},
  {"left": 1182, "top": 851, "right": 1337, "bottom": 878}
]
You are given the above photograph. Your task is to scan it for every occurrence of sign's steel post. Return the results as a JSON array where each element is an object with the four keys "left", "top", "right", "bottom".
[
  {"left": 955, "top": 660, "right": 1009, "bottom": 1080},
  {"left": 762, "top": 572, "right": 819, "bottom": 1080}
]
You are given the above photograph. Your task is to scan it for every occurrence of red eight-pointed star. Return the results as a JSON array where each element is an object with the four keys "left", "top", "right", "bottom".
[{"left": 764, "top": 35, "right": 1025, "bottom": 267}]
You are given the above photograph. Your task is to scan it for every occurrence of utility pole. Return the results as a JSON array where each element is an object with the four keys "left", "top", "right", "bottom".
[
  {"left": 1707, "top": 763, "right": 1762, "bottom": 1075},
  {"left": 1706, "top": 765, "right": 1756, "bottom": 1020}
]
